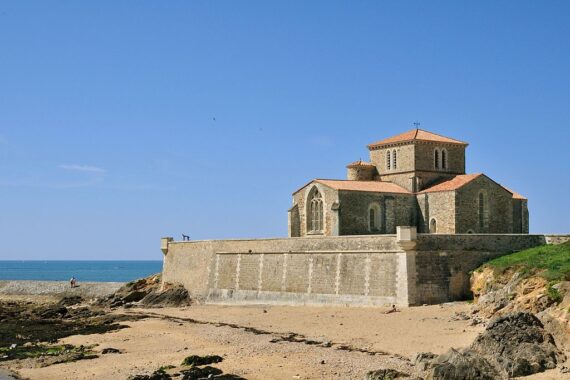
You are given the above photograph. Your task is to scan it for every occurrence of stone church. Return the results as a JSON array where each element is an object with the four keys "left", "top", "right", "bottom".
[{"left": 288, "top": 129, "right": 528, "bottom": 236}]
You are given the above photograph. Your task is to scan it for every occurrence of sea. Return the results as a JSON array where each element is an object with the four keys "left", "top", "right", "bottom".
[{"left": 0, "top": 261, "right": 163, "bottom": 282}]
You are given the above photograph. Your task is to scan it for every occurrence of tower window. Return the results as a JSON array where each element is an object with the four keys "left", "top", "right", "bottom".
[
  {"left": 434, "top": 149, "right": 440, "bottom": 169},
  {"left": 442, "top": 149, "right": 447, "bottom": 170},
  {"left": 392, "top": 150, "right": 397, "bottom": 169},
  {"left": 478, "top": 191, "right": 489, "bottom": 230},
  {"left": 308, "top": 187, "right": 324, "bottom": 233},
  {"left": 386, "top": 150, "right": 391, "bottom": 170}
]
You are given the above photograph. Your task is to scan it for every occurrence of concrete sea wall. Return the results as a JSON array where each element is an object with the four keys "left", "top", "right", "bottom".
[{"left": 161, "top": 230, "right": 556, "bottom": 307}]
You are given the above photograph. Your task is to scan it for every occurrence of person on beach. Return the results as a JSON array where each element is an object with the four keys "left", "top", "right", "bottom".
[
  {"left": 384, "top": 304, "right": 399, "bottom": 314},
  {"left": 70, "top": 277, "right": 76, "bottom": 288}
]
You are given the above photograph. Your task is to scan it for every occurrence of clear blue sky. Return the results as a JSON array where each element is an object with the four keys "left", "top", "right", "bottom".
[{"left": 1, "top": 1, "right": 569, "bottom": 260}]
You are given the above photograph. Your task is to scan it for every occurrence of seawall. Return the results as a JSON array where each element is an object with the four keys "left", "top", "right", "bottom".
[{"left": 161, "top": 229, "right": 566, "bottom": 307}]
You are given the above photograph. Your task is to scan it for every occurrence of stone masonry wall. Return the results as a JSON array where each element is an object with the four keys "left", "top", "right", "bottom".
[
  {"left": 292, "top": 182, "right": 339, "bottom": 237},
  {"left": 419, "top": 191, "right": 456, "bottom": 234},
  {"left": 455, "top": 175, "right": 513, "bottom": 233},
  {"left": 338, "top": 191, "right": 415, "bottom": 235},
  {"left": 209, "top": 250, "right": 401, "bottom": 306},
  {"left": 369, "top": 143, "right": 415, "bottom": 176},
  {"left": 414, "top": 142, "right": 465, "bottom": 174},
  {"left": 162, "top": 232, "right": 549, "bottom": 307}
]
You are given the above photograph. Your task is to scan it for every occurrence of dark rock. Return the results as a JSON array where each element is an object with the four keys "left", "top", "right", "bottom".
[
  {"left": 127, "top": 369, "right": 171, "bottom": 380},
  {"left": 427, "top": 349, "right": 500, "bottom": 380},
  {"left": 181, "top": 354, "right": 223, "bottom": 366},
  {"left": 37, "top": 305, "right": 68, "bottom": 319},
  {"left": 427, "top": 312, "right": 565, "bottom": 379},
  {"left": 58, "top": 296, "right": 84, "bottom": 306},
  {"left": 450, "top": 311, "right": 470, "bottom": 321},
  {"left": 414, "top": 352, "right": 437, "bottom": 371},
  {"left": 180, "top": 366, "right": 223, "bottom": 380},
  {"left": 122, "top": 290, "right": 149, "bottom": 303},
  {"left": 470, "top": 312, "right": 564, "bottom": 377},
  {"left": 141, "top": 286, "right": 191, "bottom": 308},
  {"left": 101, "top": 347, "right": 121, "bottom": 354},
  {"left": 364, "top": 368, "right": 411, "bottom": 379}
]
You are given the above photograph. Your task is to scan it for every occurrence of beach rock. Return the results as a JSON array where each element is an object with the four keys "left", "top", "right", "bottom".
[
  {"left": 121, "top": 290, "right": 149, "bottom": 303},
  {"left": 181, "top": 354, "right": 223, "bottom": 366},
  {"left": 180, "top": 366, "right": 222, "bottom": 380},
  {"left": 141, "top": 285, "right": 191, "bottom": 307},
  {"left": 364, "top": 368, "right": 411, "bottom": 379},
  {"left": 127, "top": 370, "right": 171, "bottom": 380},
  {"left": 37, "top": 305, "right": 68, "bottom": 319},
  {"left": 58, "top": 295, "right": 84, "bottom": 306},
  {"left": 470, "top": 312, "right": 564, "bottom": 377},
  {"left": 427, "top": 312, "right": 565, "bottom": 379},
  {"left": 427, "top": 348, "right": 500, "bottom": 380},
  {"left": 414, "top": 352, "right": 437, "bottom": 371},
  {"left": 97, "top": 273, "right": 195, "bottom": 309},
  {"left": 101, "top": 347, "right": 121, "bottom": 354}
]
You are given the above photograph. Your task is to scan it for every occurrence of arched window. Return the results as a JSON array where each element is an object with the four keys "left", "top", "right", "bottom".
[
  {"left": 441, "top": 149, "right": 447, "bottom": 170},
  {"left": 386, "top": 150, "right": 391, "bottom": 170},
  {"left": 478, "top": 192, "right": 488, "bottom": 230},
  {"left": 392, "top": 150, "right": 397, "bottom": 169},
  {"left": 308, "top": 188, "right": 324, "bottom": 233},
  {"left": 434, "top": 149, "right": 440, "bottom": 169},
  {"left": 368, "top": 203, "right": 381, "bottom": 232},
  {"left": 429, "top": 218, "right": 437, "bottom": 233}
]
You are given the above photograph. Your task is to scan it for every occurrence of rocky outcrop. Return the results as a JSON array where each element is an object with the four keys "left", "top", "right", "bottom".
[
  {"left": 471, "top": 267, "right": 570, "bottom": 350},
  {"left": 425, "top": 312, "right": 565, "bottom": 379},
  {"left": 427, "top": 348, "right": 500, "bottom": 380},
  {"left": 97, "top": 274, "right": 191, "bottom": 308},
  {"left": 364, "top": 368, "right": 413, "bottom": 379}
]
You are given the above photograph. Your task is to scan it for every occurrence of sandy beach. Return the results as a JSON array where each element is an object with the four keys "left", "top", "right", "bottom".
[
  {"left": 5, "top": 302, "right": 477, "bottom": 380},
  {"left": 1, "top": 281, "right": 567, "bottom": 380}
]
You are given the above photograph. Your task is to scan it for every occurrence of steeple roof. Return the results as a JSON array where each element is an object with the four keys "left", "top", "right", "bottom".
[{"left": 368, "top": 128, "right": 468, "bottom": 149}]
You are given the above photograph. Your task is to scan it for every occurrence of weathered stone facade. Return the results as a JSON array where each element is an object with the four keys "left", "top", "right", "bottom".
[
  {"left": 161, "top": 231, "right": 560, "bottom": 307},
  {"left": 289, "top": 129, "right": 529, "bottom": 237}
]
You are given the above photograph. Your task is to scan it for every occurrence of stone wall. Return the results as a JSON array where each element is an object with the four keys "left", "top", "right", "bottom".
[
  {"left": 161, "top": 231, "right": 552, "bottom": 307},
  {"left": 209, "top": 250, "right": 402, "bottom": 306},
  {"left": 370, "top": 143, "right": 415, "bottom": 176},
  {"left": 338, "top": 191, "right": 415, "bottom": 235},
  {"left": 417, "top": 191, "right": 456, "bottom": 234},
  {"left": 291, "top": 182, "right": 339, "bottom": 237},
  {"left": 455, "top": 175, "right": 513, "bottom": 233},
  {"left": 414, "top": 142, "right": 465, "bottom": 174}
]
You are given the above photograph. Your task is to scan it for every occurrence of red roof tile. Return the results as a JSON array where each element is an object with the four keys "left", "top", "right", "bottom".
[
  {"left": 419, "top": 174, "right": 482, "bottom": 193},
  {"left": 501, "top": 186, "right": 527, "bottom": 200},
  {"left": 346, "top": 160, "right": 376, "bottom": 168},
  {"left": 368, "top": 129, "right": 468, "bottom": 149},
  {"left": 315, "top": 179, "right": 411, "bottom": 194}
]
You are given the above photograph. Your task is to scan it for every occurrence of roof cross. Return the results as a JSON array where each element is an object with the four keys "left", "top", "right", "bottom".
[{"left": 413, "top": 121, "right": 420, "bottom": 128}]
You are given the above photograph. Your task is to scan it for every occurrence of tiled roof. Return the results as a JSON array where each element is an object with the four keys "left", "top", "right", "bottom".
[
  {"left": 419, "top": 174, "right": 482, "bottom": 193},
  {"left": 368, "top": 129, "right": 468, "bottom": 149},
  {"left": 346, "top": 160, "right": 376, "bottom": 168},
  {"left": 502, "top": 186, "right": 527, "bottom": 200},
  {"left": 315, "top": 179, "right": 411, "bottom": 194}
]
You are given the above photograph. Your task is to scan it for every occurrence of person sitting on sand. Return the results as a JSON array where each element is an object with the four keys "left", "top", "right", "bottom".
[{"left": 384, "top": 304, "right": 399, "bottom": 314}]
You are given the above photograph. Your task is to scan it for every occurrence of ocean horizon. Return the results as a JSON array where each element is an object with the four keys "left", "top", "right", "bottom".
[{"left": 0, "top": 260, "right": 163, "bottom": 282}]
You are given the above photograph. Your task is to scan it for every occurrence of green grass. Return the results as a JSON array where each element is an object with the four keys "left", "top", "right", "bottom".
[{"left": 484, "top": 242, "right": 570, "bottom": 281}]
